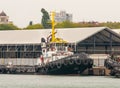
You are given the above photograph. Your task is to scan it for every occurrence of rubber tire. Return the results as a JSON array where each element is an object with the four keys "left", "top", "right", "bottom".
[
  {"left": 69, "top": 59, "right": 74, "bottom": 65},
  {"left": 89, "top": 59, "right": 93, "bottom": 65},
  {"left": 83, "top": 60, "right": 88, "bottom": 65},
  {"left": 50, "top": 63, "right": 54, "bottom": 68},
  {"left": 64, "top": 60, "right": 69, "bottom": 66},
  {"left": 0, "top": 69, "right": 3, "bottom": 74},
  {"left": 56, "top": 63, "right": 62, "bottom": 69},
  {"left": 75, "top": 59, "right": 81, "bottom": 65}
]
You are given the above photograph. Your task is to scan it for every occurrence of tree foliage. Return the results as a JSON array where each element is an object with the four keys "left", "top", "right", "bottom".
[
  {"left": 29, "top": 21, "right": 33, "bottom": 26},
  {"left": 55, "top": 21, "right": 81, "bottom": 28},
  {"left": 25, "top": 24, "right": 43, "bottom": 29},
  {"left": 41, "top": 8, "right": 51, "bottom": 29},
  {"left": 55, "top": 21, "right": 120, "bottom": 29},
  {"left": 0, "top": 24, "right": 20, "bottom": 30},
  {"left": 99, "top": 22, "right": 120, "bottom": 29}
]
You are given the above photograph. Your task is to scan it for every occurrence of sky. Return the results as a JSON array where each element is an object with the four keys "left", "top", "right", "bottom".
[{"left": 0, "top": 0, "right": 120, "bottom": 28}]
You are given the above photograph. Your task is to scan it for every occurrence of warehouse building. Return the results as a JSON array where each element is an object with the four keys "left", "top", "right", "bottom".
[{"left": 0, "top": 27, "right": 120, "bottom": 67}]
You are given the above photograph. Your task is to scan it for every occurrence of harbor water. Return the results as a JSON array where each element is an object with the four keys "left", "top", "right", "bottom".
[{"left": 0, "top": 74, "right": 120, "bottom": 88}]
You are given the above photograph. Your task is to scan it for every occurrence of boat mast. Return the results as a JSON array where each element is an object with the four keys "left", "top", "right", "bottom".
[
  {"left": 50, "top": 12, "right": 67, "bottom": 43},
  {"left": 51, "top": 12, "right": 56, "bottom": 43}
]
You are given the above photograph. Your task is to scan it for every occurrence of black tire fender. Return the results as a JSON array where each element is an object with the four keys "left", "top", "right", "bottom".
[
  {"left": 75, "top": 59, "right": 81, "bottom": 65},
  {"left": 89, "top": 59, "right": 93, "bottom": 65},
  {"left": 56, "top": 63, "right": 62, "bottom": 69},
  {"left": 83, "top": 59, "right": 88, "bottom": 65},
  {"left": 69, "top": 59, "right": 74, "bottom": 65},
  {"left": 50, "top": 63, "right": 54, "bottom": 68},
  {"left": 64, "top": 60, "right": 69, "bottom": 66}
]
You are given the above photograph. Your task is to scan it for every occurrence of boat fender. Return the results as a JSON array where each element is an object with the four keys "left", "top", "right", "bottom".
[
  {"left": 83, "top": 60, "right": 88, "bottom": 65},
  {"left": 44, "top": 67, "right": 48, "bottom": 72},
  {"left": 41, "top": 68, "right": 47, "bottom": 74},
  {"left": 0, "top": 69, "right": 3, "bottom": 74},
  {"left": 56, "top": 63, "right": 62, "bottom": 69},
  {"left": 64, "top": 60, "right": 69, "bottom": 66},
  {"left": 89, "top": 59, "right": 93, "bottom": 65},
  {"left": 50, "top": 63, "right": 54, "bottom": 68},
  {"left": 69, "top": 59, "right": 74, "bottom": 65},
  {"left": 75, "top": 59, "right": 81, "bottom": 65}
]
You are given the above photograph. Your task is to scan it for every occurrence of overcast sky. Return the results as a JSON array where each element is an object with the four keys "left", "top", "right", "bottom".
[{"left": 0, "top": 0, "right": 120, "bottom": 28}]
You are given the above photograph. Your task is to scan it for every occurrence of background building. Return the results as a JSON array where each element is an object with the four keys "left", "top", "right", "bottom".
[
  {"left": 54, "top": 11, "right": 72, "bottom": 22},
  {"left": 0, "top": 11, "right": 12, "bottom": 24}
]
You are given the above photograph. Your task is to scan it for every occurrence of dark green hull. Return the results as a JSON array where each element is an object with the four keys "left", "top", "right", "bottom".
[{"left": 35, "top": 53, "right": 93, "bottom": 75}]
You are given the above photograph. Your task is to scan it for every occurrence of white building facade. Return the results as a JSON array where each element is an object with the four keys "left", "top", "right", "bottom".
[{"left": 54, "top": 11, "right": 72, "bottom": 23}]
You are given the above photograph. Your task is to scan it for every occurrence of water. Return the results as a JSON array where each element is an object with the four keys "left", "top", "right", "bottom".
[{"left": 0, "top": 74, "right": 120, "bottom": 88}]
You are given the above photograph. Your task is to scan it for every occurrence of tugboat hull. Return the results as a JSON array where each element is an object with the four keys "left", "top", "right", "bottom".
[{"left": 35, "top": 53, "right": 93, "bottom": 75}]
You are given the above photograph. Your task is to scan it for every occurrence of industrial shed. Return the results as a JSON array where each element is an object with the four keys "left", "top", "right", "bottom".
[
  {"left": 0, "top": 27, "right": 120, "bottom": 66},
  {"left": 74, "top": 27, "right": 120, "bottom": 55}
]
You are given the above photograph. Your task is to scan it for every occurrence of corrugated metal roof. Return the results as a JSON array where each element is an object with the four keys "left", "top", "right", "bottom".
[{"left": 0, "top": 27, "right": 109, "bottom": 44}]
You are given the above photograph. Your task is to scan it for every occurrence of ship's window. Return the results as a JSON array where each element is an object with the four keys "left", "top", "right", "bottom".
[
  {"left": 0, "top": 44, "right": 42, "bottom": 58},
  {"left": 26, "top": 45, "right": 33, "bottom": 51},
  {"left": 8, "top": 46, "right": 16, "bottom": 51},
  {"left": 34, "top": 45, "right": 41, "bottom": 51}
]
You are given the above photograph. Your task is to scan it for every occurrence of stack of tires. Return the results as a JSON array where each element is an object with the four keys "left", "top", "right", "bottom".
[{"left": 104, "top": 59, "right": 120, "bottom": 77}]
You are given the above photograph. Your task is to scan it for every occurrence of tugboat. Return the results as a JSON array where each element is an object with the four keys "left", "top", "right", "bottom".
[
  {"left": 35, "top": 12, "right": 93, "bottom": 75},
  {"left": 104, "top": 55, "right": 120, "bottom": 77}
]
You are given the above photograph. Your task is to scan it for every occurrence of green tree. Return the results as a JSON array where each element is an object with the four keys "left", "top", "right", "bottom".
[
  {"left": 99, "top": 22, "right": 120, "bottom": 29},
  {"left": 41, "top": 8, "right": 51, "bottom": 29},
  {"left": 25, "top": 24, "right": 43, "bottom": 29},
  {"left": 55, "top": 21, "right": 83, "bottom": 28},
  {"left": 0, "top": 24, "right": 20, "bottom": 30},
  {"left": 29, "top": 21, "right": 33, "bottom": 26}
]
